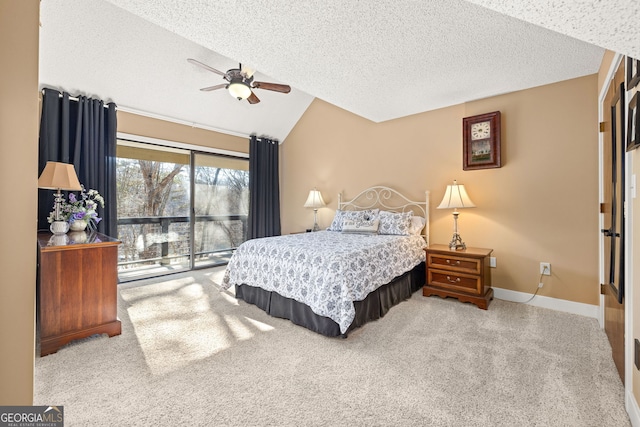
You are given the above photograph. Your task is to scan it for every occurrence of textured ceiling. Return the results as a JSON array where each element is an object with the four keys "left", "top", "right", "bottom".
[
  {"left": 40, "top": 1, "right": 634, "bottom": 141},
  {"left": 463, "top": 0, "right": 640, "bottom": 59}
]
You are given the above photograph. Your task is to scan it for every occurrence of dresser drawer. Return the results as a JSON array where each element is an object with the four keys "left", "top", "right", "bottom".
[
  {"left": 427, "top": 253, "right": 481, "bottom": 274},
  {"left": 428, "top": 269, "right": 482, "bottom": 295}
]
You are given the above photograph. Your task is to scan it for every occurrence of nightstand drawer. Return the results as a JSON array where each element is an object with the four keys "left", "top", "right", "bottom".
[
  {"left": 428, "top": 253, "right": 480, "bottom": 274},
  {"left": 428, "top": 269, "right": 482, "bottom": 295}
]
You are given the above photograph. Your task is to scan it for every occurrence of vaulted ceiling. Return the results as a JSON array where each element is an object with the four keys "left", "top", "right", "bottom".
[{"left": 39, "top": 1, "right": 639, "bottom": 141}]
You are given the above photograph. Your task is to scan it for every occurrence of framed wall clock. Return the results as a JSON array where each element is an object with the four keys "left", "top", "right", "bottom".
[{"left": 463, "top": 111, "right": 501, "bottom": 170}]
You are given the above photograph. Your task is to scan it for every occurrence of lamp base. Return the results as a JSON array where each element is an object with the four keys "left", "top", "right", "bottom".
[
  {"left": 448, "top": 233, "right": 466, "bottom": 251},
  {"left": 311, "top": 208, "right": 320, "bottom": 232}
]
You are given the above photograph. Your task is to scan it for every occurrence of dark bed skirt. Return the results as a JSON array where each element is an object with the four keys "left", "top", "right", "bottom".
[{"left": 234, "top": 262, "right": 425, "bottom": 337}]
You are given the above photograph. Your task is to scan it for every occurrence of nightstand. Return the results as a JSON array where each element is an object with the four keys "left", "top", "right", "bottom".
[{"left": 423, "top": 244, "right": 493, "bottom": 309}]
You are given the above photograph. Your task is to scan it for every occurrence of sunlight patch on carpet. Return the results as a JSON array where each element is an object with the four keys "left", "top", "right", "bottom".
[
  {"left": 119, "top": 275, "right": 272, "bottom": 376},
  {"left": 222, "top": 314, "right": 275, "bottom": 340},
  {"left": 220, "top": 291, "right": 240, "bottom": 305},
  {"left": 244, "top": 317, "right": 275, "bottom": 332}
]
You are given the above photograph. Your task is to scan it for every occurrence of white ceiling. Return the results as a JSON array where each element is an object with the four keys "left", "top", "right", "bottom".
[{"left": 39, "top": 1, "right": 637, "bottom": 142}]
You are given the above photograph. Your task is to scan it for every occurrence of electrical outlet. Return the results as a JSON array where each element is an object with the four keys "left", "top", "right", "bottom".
[
  {"left": 489, "top": 257, "right": 496, "bottom": 268},
  {"left": 540, "top": 262, "right": 551, "bottom": 275}
]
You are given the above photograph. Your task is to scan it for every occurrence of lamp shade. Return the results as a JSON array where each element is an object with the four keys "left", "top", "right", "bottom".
[
  {"left": 38, "top": 161, "right": 82, "bottom": 191},
  {"left": 437, "top": 180, "right": 475, "bottom": 209},
  {"left": 304, "top": 189, "right": 326, "bottom": 209},
  {"left": 228, "top": 79, "right": 252, "bottom": 100}
]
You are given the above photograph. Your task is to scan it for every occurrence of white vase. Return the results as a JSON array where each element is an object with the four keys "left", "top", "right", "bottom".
[
  {"left": 69, "top": 220, "right": 88, "bottom": 232},
  {"left": 50, "top": 221, "right": 69, "bottom": 234}
]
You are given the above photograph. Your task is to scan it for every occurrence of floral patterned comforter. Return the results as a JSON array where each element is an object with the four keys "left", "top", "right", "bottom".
[{"left": 222, "top": 231, "right": 426, "bottom": 333}]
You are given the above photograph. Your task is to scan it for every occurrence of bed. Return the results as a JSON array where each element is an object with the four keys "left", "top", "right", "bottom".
[{"left": 222, "top": 186, "right": 430, "bottom": 337}]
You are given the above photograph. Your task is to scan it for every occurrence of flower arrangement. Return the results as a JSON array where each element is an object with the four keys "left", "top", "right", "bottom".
[{"left": 47, "top": 186, "right": 104, "bottom": 231}]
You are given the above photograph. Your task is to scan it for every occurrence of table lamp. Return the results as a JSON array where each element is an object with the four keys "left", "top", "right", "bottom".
[
  {"left": 437, "top": 180, "right": 475, "bottom": 250},
  {"left": 38, "top": 161, "right": 82, "bottom": 234},
  {"left": 304, "top": 188, "right": 326, "bottom": 232}
]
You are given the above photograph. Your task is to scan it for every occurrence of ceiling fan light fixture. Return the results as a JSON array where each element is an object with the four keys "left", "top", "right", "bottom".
[
  {"left": 188, "top": 59, "right": 289, "bottom": 104},
  {"left": 228, "top": 78, "right": 252, "bottom": 100}
]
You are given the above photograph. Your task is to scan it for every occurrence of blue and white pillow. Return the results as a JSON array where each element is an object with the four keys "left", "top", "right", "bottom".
[{"left": 378, "top": 211, "right": 413, "bottom": 235}]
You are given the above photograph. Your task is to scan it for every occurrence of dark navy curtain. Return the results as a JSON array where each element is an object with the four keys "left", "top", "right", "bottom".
[
  {"left": 38, "top": 88, "right": 118, "bottom": 236},
  {"left": 248, "top": 135, "right": 281, "bottom": 239}
]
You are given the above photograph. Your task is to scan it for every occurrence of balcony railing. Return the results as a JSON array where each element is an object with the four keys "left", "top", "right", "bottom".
[{"left": 117, "top": 214, "right": 247, "bottom": 277}]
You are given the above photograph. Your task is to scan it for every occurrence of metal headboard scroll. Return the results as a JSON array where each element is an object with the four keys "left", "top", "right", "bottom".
[{"left": 338, "top": 186, "right": 430, "bottom": 244}]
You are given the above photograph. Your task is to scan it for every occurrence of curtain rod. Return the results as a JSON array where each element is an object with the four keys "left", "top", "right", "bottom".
[{"left": 41, "top": 89, "right": 115, "bottom": 109}]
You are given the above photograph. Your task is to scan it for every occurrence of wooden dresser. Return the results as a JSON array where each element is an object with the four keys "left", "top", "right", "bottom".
[
  {"left": 423, "top": 244, "right": 493, "bottom": 309},
  {"left": 37, "top": 231, "right": 121, "bottom": 356}
]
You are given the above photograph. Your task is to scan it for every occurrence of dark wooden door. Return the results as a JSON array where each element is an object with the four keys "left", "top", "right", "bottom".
[{"left": 602, "top": 63, "right": 625, "bottom": 383}]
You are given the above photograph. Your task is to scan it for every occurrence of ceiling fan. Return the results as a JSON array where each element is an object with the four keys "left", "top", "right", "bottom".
[{"left": 187, "top": 58, "right": 291, "bottom": 104}]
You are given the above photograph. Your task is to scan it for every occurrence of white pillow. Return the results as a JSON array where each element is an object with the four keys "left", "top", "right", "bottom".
[
  {"left": 409, "top": 216, "right": 426, "bottom": 235},
  {"left": 327, "top": 209, "right": 379, "bottom": 231},
  {"left": 342, "top": 218, "right": 380, "bottom": 234},
  {"left": 378, "top": 211, "right": 413, "bottom": 235}
]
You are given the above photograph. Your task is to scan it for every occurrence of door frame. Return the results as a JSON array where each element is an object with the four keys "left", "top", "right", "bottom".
[{"left": 598, "top": 52, "right": 635, "bottom": 407}]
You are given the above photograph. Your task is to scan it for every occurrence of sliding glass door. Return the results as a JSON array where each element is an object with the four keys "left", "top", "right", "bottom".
[
  {"left": 192, "top": 153, "right": 249, "bottom": 268},
  {"left": 116, "top": 140, "right": 249, "bottom": 282}
]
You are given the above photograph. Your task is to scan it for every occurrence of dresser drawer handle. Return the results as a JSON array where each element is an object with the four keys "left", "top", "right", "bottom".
[
  {"left": 446, "top": 276, "right": 461, "bottom": 283},
  {"left": 445, "top": 259, "right": 461, "bottom": 265}
]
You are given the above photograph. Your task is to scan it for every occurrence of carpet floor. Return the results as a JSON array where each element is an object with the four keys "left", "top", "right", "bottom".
[{"left": 34, "top": 267, "right": 630, "bottom": 426}]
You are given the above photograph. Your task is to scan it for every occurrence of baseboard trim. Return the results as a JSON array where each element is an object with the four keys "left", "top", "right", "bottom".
[
  {"left": 627, "top": 389, "right": 640, "bottom": 427},
  {"left": 493, "top": 287, "right": 599, "bottom": 319}
]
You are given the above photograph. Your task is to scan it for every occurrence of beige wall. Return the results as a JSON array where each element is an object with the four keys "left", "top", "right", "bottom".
[
  {"left": 117, "top": 111, "right": 249, "bottom": 154},
  {"left": 0, "top": 0, "right": 39, "bottom": 405},
  {"left": 282, "top": 74, "right": 600, "bottom": 305},
  {"left": 598, "top": 50, "right": 617, "bottom": 94}
]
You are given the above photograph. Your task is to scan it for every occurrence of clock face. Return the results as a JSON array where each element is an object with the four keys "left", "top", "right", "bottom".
[{"left": 471, "top": 121, "right": 491, "bottom": 140}]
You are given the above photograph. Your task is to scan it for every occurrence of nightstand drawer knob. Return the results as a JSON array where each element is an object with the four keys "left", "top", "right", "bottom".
[
  {"left": 445, "top": 259, "right": 461, "bottom": 265},
  {"left": 446, "top": 276, "right": 461, "bottom": 283}
]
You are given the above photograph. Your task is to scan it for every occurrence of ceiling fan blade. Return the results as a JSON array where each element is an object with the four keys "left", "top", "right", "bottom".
[
  {"left": 247, "top": 91, "right": 260, "bottom": 104},
  {"left": 252, "top": 82, "right": 291, "bottom": 94},
  {"left": 199, "top": 84, "right": 227, "bottom": 92},
  {"left": 187, "top": 58, "right": 225, "bottom": 77}
]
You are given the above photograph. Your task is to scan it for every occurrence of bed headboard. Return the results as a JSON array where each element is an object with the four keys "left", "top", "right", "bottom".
[{"left": 338, "top": 186, "right": 430, "bottom": 244}]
